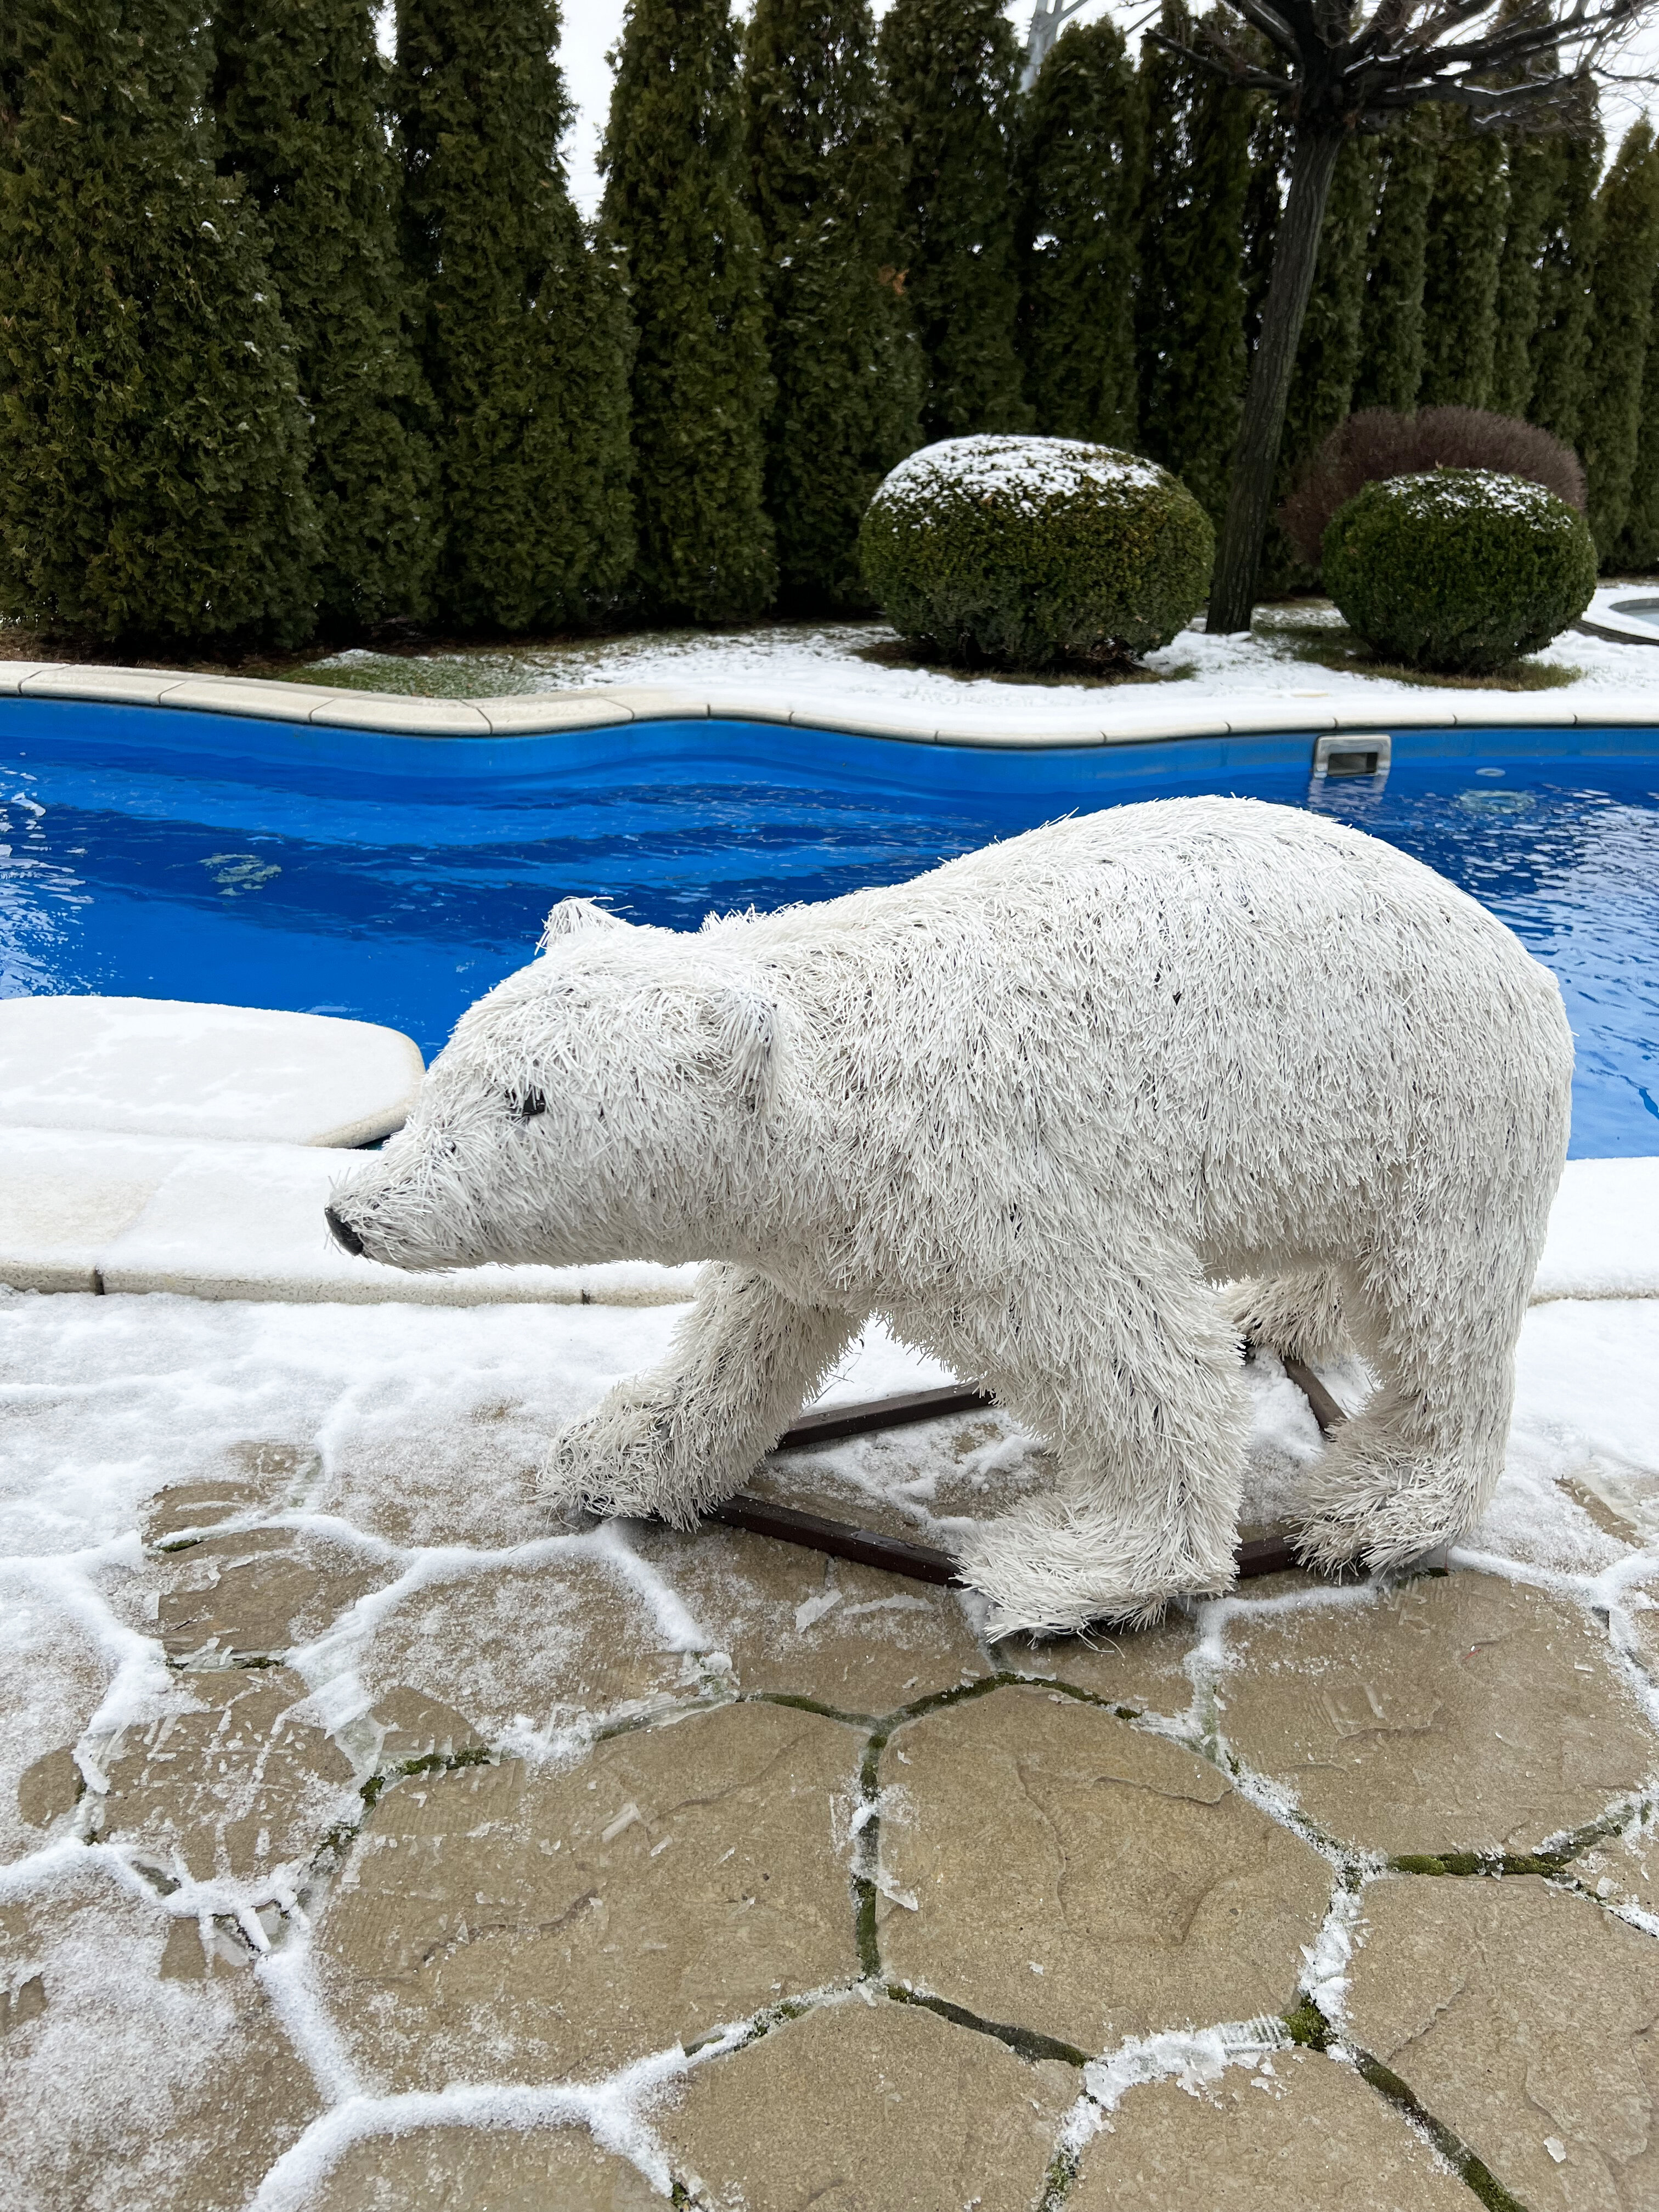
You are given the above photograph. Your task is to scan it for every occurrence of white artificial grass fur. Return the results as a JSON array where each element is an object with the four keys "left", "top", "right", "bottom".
[{"left": 328, "top": 798, "right": 1574, "bottom": 1636}]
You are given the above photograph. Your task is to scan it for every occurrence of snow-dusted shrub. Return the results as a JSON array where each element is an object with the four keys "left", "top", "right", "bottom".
[
  {"left": 857, "top": 434, "right": 1212, "bottom": 668},
  {"left": 1322, "top": 469, "right": 1598, "bottom": 675},
  {"left": 1281, "top": 406, "right": 1586, "bottom": 572}
]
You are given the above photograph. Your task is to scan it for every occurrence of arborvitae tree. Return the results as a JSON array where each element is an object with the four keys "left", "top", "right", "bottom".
[
  {"left": 214, "top": 0, "right": 436, "bottom": 634},
  {"left": 1418, "top": 110, "right": 1509, "bottom": 409},
  {"left": 400, "top": 0, "right": 634, "bottom": 633},
  {"left": 0, "top": 0, "right": 317, "bottom": 647},
  {"left": 1579, "top": 121, "right": 1659, "bottom": 561},
  {"left": 603, "top": 0, "right": 774, "bottom": 622},
  {"left": 743, "top": 0, "right": 921, "bottom": 613},
  {"left": 1489, "top": 131, "right": 1556, "bottom": 419},
  {"left": 879, "top": 0, "right": 1029, "bottom": 442},
  {"left": 1352, "top": 117, "right": 1436, "bottom": 413},
  {"left": 1016, "top": 15, "right": 1143, "bottom": 446},
  {"left": 1615, "top": 268, "right": 1659, "bottom": 569},
  {"left": 1528, "top": 125, "right": 1602, "bottom": 453},
  {"left": 1136, "top": 6, "right": 1253, "bottom": 527}
]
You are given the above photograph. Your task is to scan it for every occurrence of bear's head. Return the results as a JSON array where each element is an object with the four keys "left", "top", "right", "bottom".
[{"left": 324, "top": 900, "right": 780, "bottom": 1273}]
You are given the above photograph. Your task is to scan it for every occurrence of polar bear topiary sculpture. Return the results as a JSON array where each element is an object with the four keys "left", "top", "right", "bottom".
[{"left": 324, "top": 800, "right": 1572, "bottom": 1638}]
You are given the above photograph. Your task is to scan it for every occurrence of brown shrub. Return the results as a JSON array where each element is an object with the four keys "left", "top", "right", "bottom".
[{"left": 1279, "top": 407, "right": 1587, "bottom": 571}]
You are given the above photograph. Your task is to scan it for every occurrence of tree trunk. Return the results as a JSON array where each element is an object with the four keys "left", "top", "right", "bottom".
[{"left": 1207, "top": 123, "right": 1343, "bottom": 634}]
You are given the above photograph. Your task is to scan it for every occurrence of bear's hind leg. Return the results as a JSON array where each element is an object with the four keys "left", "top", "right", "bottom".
[
  {"left": 950, "top": 1255, "right": 1251, "bottom": 1639},
  {"left": 1294, "top": 1226, "right": 1527, "bottom": 1574},
  {"left": 544, "top": 1265, "right": 861, "bottom": 1530}
]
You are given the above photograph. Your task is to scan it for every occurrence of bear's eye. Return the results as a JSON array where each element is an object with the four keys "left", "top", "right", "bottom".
[{"left": 514, "top": 1090, "right": 547, "bottom": 1121}]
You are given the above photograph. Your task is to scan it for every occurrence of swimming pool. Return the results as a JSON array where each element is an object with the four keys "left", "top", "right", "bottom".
[{"left": 2, "top": 697, "right": 1656, "bottom": 1158}]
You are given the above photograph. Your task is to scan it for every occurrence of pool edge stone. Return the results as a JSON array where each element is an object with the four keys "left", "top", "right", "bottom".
[{"left": 8, "top": 663, "right": 1659, "bottom": 746}]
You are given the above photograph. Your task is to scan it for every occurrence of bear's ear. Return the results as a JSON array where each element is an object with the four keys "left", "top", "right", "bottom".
[
  {"left": 707, "top": 985, "right": 778, "bottom": 1115},
  {"left": 538, "top": 898, "right": 634, "bottom": 954}
]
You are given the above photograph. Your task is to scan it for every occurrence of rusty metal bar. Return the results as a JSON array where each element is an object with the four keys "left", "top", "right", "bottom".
[
  {"left": 774, "top": 1384, "right": 994, "bottom": 1450},
  {"left": 715, "top": 1356, "right": 1351, "bottom": 1588},
  {"left": 712, "top": 1489, "right": 1308, "bottom": 1588},
  {"left": 1280, "top": 1355, "right": 1348, "bottom": 1437}
]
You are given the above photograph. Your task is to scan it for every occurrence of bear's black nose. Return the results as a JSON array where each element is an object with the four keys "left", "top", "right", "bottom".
[{"left": 325, "top": 1205, "right": 365, "bottom": 1257}]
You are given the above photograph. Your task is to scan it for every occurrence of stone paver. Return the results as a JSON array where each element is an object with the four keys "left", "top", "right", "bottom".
[
  {"left": 3, "top": 1876, "right": 320, "bottom": 2212},
  {"left": 13, "top": 1419, "right": 1659, "bottom": 2209},
  {"left": 359, "top": 1555, "right": 706, "bottom": 1740},
  {"left": 2, "top": 1584, "right": 104, "bottom": 1864},
  {"left": 318, "top": 1700, "right": 862, "bottom": 2088},
  {"left": 371, "top": 1684, "right": 486, "bottom": 1770},
  {"left": 314, "top": 1410, "right": 551, "bottom": 1550},
  {"left": 1068, "top": 2044, "right": 1470, "bottom": 2210},
  {"left": 661, "top": 1994, "right": 1076, "bottom": 2211},
  {"left": 154, "top": 1526, "right": 386, "bottom": 1662},
  {"left": 1572, "top": 1806, "right": 1659, "bottom": 1916},
  {"left": 1217, "top": 1572, "right": 1657, "bottom": 1855},
  {"left": 1346, "top": 1873, "right": 1659, "bottom": 2211},
  {"left": 16, "top": 1745, "right": 84, "bottom": 1830},
  {"left": 302, "top": 2124, "right": 661, "bottom": 2210},
  {"left": 100, "top": 1667, "right": 357, "bottom": 1885},
  {"left": 878, "top": 1685, "right": 1331, "bottom": 2051},
  {"left": 145, "top": 1445, "right": 320, "bottom": 1542},
  {"left": 633, "top": 1521, "right": 986, "bottom": 1713},
  {"left": 1000, "top": 1608, "right": 1200, "bottom": 1718}
]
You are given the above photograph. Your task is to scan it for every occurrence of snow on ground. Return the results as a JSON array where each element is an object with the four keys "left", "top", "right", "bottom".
[
  {"left": 0, "top": 1270, "right": 1651, "bottom": 1593},
  {"left": 301, "top": 590, "right": 1659, "bottom": 725}
]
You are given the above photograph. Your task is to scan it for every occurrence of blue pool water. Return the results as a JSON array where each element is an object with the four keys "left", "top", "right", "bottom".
[{"left": 2, "top": 698, "right": 1656, "bottom": 1158}]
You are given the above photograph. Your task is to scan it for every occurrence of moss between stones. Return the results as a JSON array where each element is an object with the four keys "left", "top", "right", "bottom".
[{"left": 1350, "top": 2049, "right": 1531, "bottom": 2212}]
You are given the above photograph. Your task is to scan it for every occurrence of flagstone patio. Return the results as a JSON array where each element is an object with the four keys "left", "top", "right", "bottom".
[{"left": 5, "top": 1379, "right": 1657, "bottom": 2212}]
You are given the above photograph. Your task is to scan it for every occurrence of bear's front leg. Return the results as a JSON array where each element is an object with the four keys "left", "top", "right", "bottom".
[
  {"left": 545, "top": 1265, "right": 862, "bottom": 1530},
  {"left": 946, "top": 1251, "right": 1251, "bottom": 1638}
]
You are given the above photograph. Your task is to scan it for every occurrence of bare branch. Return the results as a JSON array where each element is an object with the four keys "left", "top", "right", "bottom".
[
  {"left": 1366, "top": 64, "right": 1599, "bottom": 118},
  {"left": 1144, "top": 28, "right": 1299, "bottom": 92},
  {"left": 1216, "top": 0, "right": 1304, "bottom": 57},
  {"left": 1344, "top": 0, "right": 1419, "bottom": 63}
]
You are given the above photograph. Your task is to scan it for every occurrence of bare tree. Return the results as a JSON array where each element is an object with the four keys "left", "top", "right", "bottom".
[
  {"left": 1022, "top": 0, "right": 1094, "bottom": 88},
  {"left": 1155, "top": 0, "right": 1652, "bottom": 631}
]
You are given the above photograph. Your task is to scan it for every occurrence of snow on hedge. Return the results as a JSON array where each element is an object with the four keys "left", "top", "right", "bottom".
[{"left": 873, "top": 433, "right": 1169, "bottom": 517}]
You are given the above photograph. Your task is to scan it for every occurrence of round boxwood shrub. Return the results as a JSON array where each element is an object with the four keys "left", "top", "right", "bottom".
[
  {"left": 857, "top": 434, "right": 1214, "bottom": 669},
  {"left": 1322, "top": 467, "right": 1598, "bottom": 675}
]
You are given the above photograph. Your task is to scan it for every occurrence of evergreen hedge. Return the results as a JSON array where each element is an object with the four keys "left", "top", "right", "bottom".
[
  {"left": 1616, "top": 269, "right": 1659, "bottom": 569},
  {"left": 1489, "top": 127, "right": 1555, "bottom": 419},
  {"left": 879, "top": 0, "right": 1029, "bottom": 442},
  {"left": 1529, "top": 127, "right": 1602, "bottom": 455},
  {"left": 1136, "top": 4, "right": 1252, "bottom": 528},
  {"left": 604, "top": 0, "right": 775, "bottom": 623},
  {"left": 1353, "top": 119, "right": 1435, "bottom": 414},
  {"left": 859, "top": 434, "right": 1213, "bottom": 669},
  {"left": 1323, "top": 469, "right": 1598, "bottom": 673},
  {"left": 1579, "top": 121, "right": 1659, "bottom": 560},
  {"left": 399, "top": 0, "right": 634, "bottom": 634},
  {"left": 1016, "top": 16, "right": 1143, "bottom": 448},
  {"left": 743, "top": 0, "right": 921, "bottom": 615},
  {"left": 1418, "top": 111, "right": 1508, "bottom": 409},
  {"left": 0, "top": 0, "right": 318, "bottom": 648},
  {"left": 214, "top": 0, "right": 437, "bottom": 634}
]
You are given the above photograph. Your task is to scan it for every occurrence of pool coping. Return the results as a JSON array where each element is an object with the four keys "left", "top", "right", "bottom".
[{"left": 5, "top": 657, "right": 1659, "bottom": 749}]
